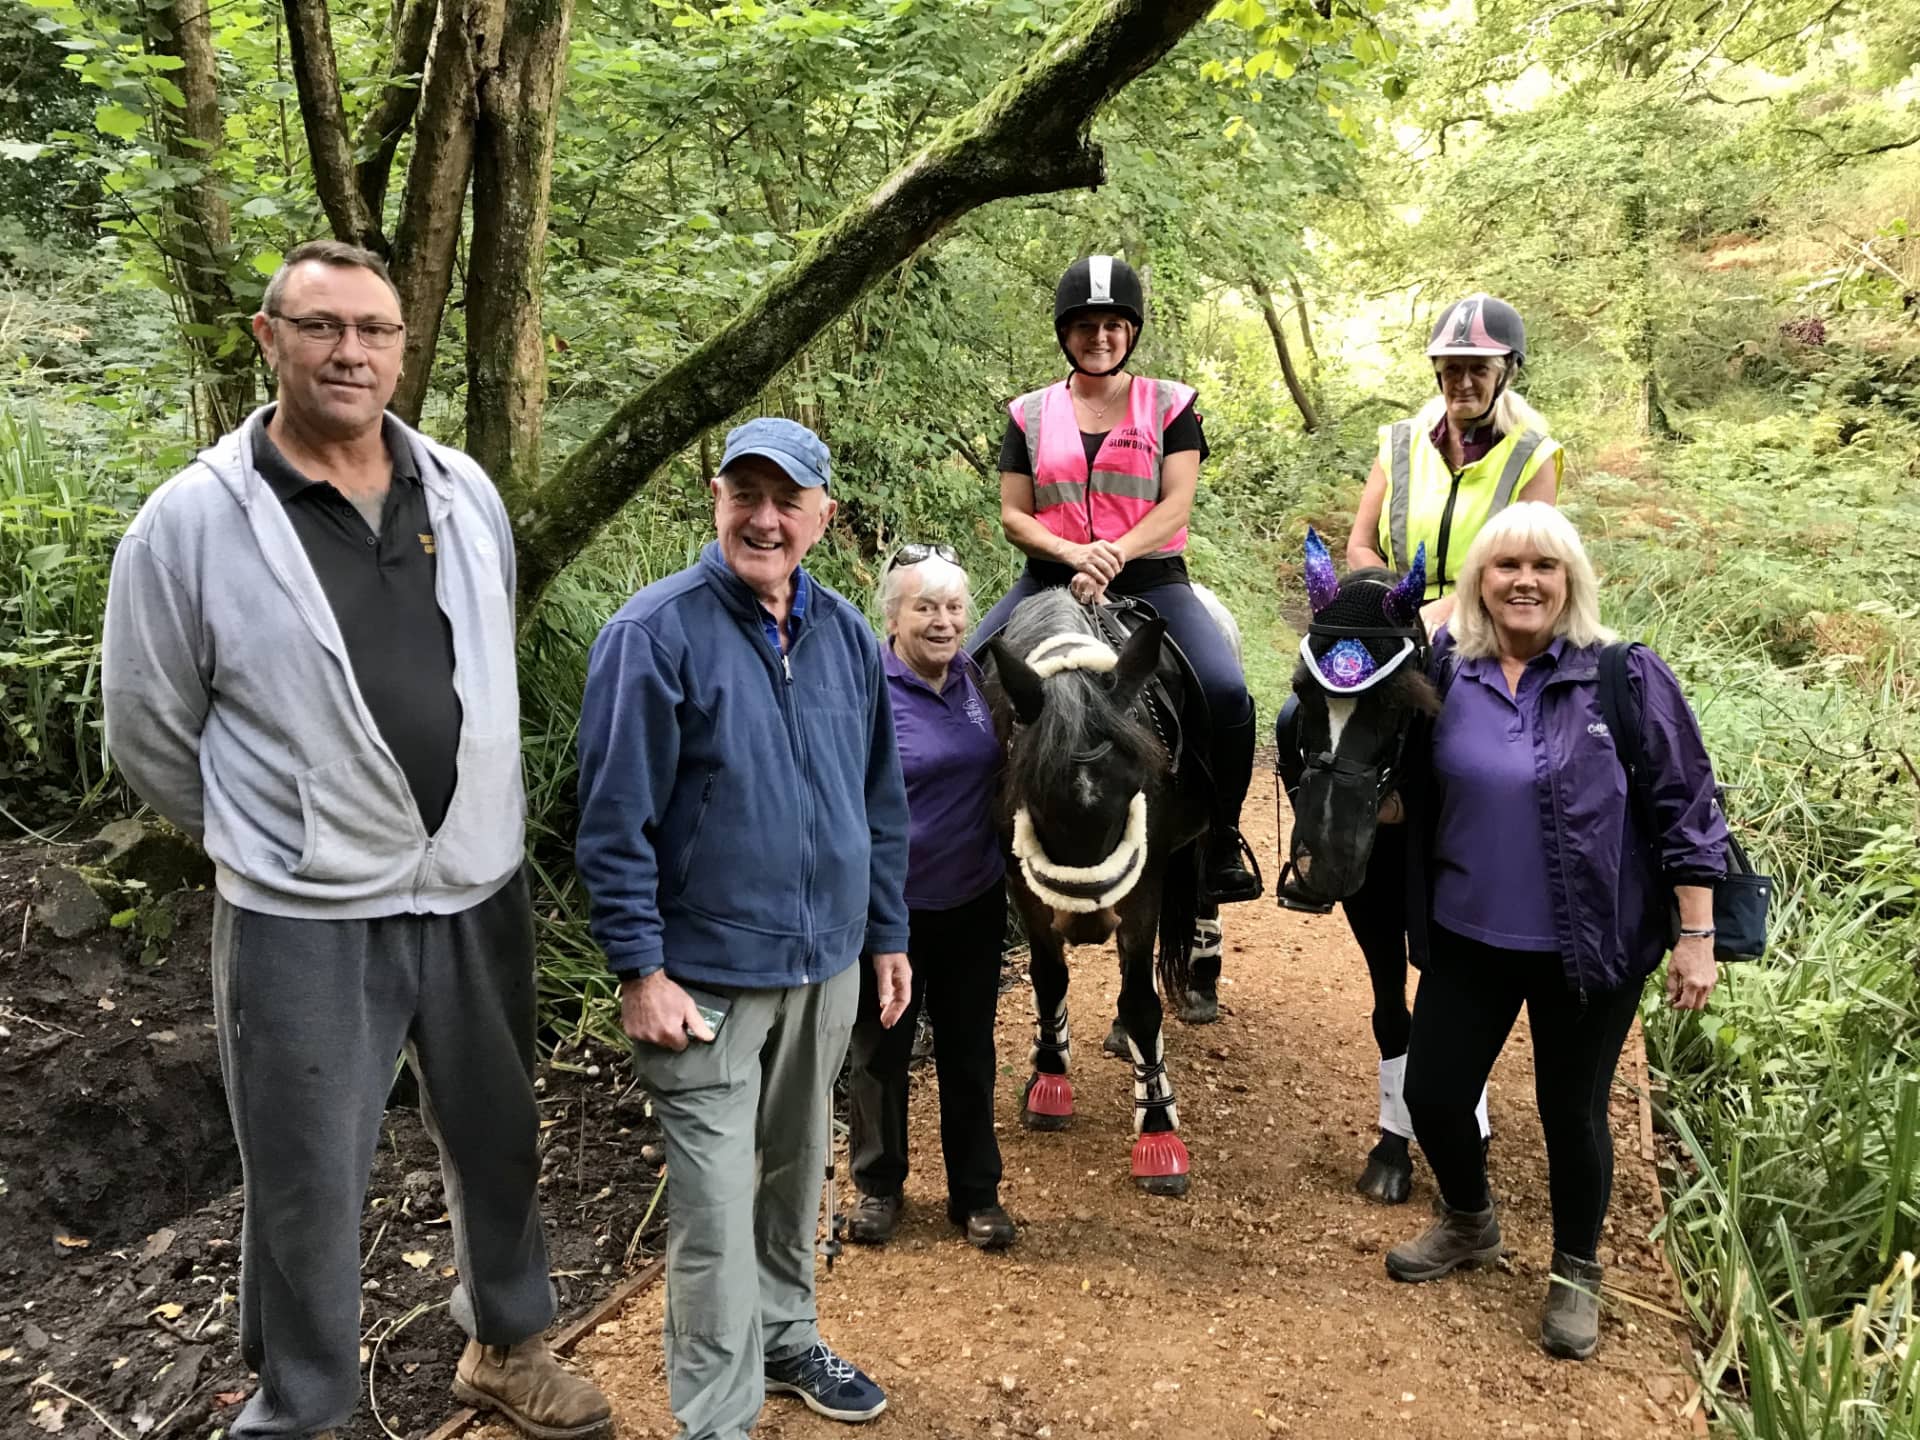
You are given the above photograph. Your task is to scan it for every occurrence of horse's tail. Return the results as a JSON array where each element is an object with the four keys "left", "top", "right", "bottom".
[{"left": 1156, "top": 840, "right": 1202, "bottom": 1004}]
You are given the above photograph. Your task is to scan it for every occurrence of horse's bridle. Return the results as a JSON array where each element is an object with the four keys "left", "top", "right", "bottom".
[{"left": 1274, "top": 615, "right": 1429, "bottom": 914}]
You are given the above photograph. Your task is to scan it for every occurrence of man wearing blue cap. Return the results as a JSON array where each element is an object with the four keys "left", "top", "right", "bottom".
[{"left": 575, "top": 418, "right": 912, "bottom": 1438}]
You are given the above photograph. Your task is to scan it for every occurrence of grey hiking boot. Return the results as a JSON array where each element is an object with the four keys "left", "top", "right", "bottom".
[
  {"left": 1540, "top": 1250, "right": 1604, "bottom": 1359},
  {"left": 1384, "top": 1200, "right": 1502, "bottom": 1282}
]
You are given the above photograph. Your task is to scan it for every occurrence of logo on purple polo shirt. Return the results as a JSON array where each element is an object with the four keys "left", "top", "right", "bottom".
[
  {"left": 965, "top": 694, "right": 990, "bottom": 732},
  {"left": 1317, "top": 638, "right": 1379, "bottom": 690}
]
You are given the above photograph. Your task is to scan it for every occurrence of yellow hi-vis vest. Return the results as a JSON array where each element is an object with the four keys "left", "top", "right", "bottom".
[{"left": 1376, "top": 420, "right": 1562, "bottom": 601}]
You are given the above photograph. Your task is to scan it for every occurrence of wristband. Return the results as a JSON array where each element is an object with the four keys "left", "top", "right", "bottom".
[{"left": 1677, "top": 927, "right": 1716, "bottom": 940}]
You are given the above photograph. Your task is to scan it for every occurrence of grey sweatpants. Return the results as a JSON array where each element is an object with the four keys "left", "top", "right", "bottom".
[
  {"left": 211, "top": 872, "right": 555, "bottom": 1438},
  {"left": 631, "top": 962, "right": 859, "bottom": 1440}
]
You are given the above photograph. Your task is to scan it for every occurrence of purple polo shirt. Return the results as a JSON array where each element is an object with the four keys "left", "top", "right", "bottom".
[
  {"left": 884, "top": 642, "right": 1006, "bottom": 912},
  {"left": 1430, "top": 639, "right": 1564, "bottom": 952}
]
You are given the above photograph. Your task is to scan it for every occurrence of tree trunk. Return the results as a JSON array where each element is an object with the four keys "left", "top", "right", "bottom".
[
  {"left": 281, "top": 0, "right": 379, "bottom": 248},
  {"left": 1254, "top": 279, "right": 1319, "bottom": 433},
  {"left": 387, "top": 0, "right": 501, "bottom": 425},
  {"left": 1286, "top": 270, "right": 1319, "bottom": 363},
  {"left": 355, "top": 0, "right": 439, "bottom": 231},
  {"left": 512, "top": 0, "right": 1214, "bottom": 601},
  {"left": 1622, "top": 189, "right": 1675, "bottom": 438},
  {"left": 466, "top": 0, "right": 572, "bottom": 498},
  {"left": 148, "top": 0, "right": 253, "bottom": 437}
]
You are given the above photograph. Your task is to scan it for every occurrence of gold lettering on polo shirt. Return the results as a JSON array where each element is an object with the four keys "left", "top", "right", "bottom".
[{"left": 418, "top": 532, "right": 436, "bottom": 555}]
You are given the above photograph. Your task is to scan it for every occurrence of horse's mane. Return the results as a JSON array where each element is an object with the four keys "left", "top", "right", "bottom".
[{"left": 1000, "top": 591, "right": 1162, "bottom": 800}]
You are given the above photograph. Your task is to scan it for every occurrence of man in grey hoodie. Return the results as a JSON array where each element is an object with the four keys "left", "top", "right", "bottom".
[{"left": 102, "top": 240, "right": 611, "bottom": 1440}]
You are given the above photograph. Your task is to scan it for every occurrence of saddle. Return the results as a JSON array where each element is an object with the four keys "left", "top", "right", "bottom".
[{"left": 1087, "top": 596, "right": 1214, "bottom": 792}]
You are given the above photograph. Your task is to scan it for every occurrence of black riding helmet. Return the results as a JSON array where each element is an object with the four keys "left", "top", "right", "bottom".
[
  {"left": 1054, "top": 255, "right": 1145, "bottom": 377},
  {"left": 1426, "top": 292, "right": 1526, "bottom": 427}
]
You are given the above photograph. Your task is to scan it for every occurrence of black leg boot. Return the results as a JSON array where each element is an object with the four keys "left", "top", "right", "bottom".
[{"left": 1205, "top": 712, "right": 1261, "bottom": 903}]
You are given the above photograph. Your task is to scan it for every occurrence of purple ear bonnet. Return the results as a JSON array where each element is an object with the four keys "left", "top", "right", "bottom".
[
  {"left": 1304, "top": 527, "right": 1340, "bottom": 615},
  {"left": 1318, "top": 638, "right": 1379, "bottom": 689},
  {"left": 1301, "top": 540, "right": 1422, "bottom": 694},
  {"left": 1382, "top": 543, "right": 1426, "bottom": 626}
]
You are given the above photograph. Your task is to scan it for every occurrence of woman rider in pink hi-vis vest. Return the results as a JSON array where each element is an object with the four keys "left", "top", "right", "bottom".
[{"left": 970, "top": 255, "right": 1261, "bottom": 905}]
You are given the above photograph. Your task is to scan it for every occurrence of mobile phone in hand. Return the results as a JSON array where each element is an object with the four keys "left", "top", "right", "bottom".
[{"left": 680, "top": 984, "right": 732, "bottom": 1042}]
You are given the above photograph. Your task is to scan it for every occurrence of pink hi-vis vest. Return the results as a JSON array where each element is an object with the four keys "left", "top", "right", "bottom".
[{"left": 1009, "top": 377, "right": 1196, "bottom": 558}]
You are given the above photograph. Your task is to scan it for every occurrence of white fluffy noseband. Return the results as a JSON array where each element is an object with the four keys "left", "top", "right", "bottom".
[
  {"left": 1012, "top": 791, "right": 1149, "bottom": 912},
  {"left": 1024, "top": 632, "right": 1117, "bottom": 679}
]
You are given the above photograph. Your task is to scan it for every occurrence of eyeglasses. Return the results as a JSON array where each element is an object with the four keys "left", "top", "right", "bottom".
[
  {"left": 270, "top": 312, "right": 407, "bottom": 349},
  {"left": 885, "top": 543, "right": 959, "bottom": 573}
]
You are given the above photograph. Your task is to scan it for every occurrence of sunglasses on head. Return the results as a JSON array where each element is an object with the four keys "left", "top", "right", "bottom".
[{"left": 886, "top": 543, "right": 959, "bottom": 573}]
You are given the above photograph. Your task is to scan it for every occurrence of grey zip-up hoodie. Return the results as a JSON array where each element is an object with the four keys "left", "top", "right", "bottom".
[{"left": 103, "top": 407, "right": 526, "bottom": 919}]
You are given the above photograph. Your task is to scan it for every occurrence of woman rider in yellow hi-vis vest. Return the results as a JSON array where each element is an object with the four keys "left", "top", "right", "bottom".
[
  {"left": 1349, "top": 293, "right": 1562, "bottom": 629},
  {"left": 1278, "top": 293, "right": 1563, "bottom": 1206}
]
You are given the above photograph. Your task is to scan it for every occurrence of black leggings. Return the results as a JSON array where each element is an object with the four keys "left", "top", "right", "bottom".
[
  {"left": 1275, "top": 693, "right": 1411, "bottom": 1060},
  {"left": 1404, "top": 925, "right": 1643, "bottom": 1260}
]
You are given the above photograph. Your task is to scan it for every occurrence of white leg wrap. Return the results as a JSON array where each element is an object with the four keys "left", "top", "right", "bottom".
[
  {"left": 1378, "top": 1054, "right": 1414, "bottom": 1140},
  {"left": 1031, "top": 991, "right": 1070, "bottom": 1072},
  {"left": 1126, "top": 1033, "right": 1179, "bottom": 1134},
  {"left": 1192, "top": 917, "right": 1223, "bottom": 961},
  {"left": 1475, "top": 1083, "right": 1491, "bottom": 1141}
]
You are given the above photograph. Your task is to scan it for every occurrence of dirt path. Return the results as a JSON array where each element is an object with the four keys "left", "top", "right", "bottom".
[{"left": 527, "top": 782, "right": 1701, "bottom": 1440}]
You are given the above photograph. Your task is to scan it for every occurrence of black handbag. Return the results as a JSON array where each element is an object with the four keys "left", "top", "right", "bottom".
[{"left": 1598, "top": 643, "right": 1774, "bottom": 962}]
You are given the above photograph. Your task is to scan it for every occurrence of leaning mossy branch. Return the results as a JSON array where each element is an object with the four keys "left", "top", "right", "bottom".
[{"left": 507, "top": 0, "right": 1216, "bottom": 606}]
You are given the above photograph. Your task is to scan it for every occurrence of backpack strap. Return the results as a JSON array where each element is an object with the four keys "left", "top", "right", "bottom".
[{"left": 1598, "top": 640, "right": 1662, "bottom": 867}]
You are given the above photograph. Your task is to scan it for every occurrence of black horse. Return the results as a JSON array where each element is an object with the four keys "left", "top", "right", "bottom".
[
  {"left": 1276, "top": 529, "right": 1441, "bottom": 1202},
  {"left": 985, "top": 589, "right": 1209, "bottom": 1196}
]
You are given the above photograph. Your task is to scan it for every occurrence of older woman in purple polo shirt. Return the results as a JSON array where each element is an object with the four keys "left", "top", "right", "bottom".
[
  {"left": 1384, "top": 503, "right": 1725, "bottom": 1363},
  {"left": 844, "top": 545, "right": 1015, "bottom": 1252}
]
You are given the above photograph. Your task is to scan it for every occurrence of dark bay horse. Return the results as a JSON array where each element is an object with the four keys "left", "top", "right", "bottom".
[
  {"left": 1276, "top": 529, "right": 1443, "bottom": 1202},
  {"left": 985, "top": 589, "right": 1209, "bottom": 1195}
]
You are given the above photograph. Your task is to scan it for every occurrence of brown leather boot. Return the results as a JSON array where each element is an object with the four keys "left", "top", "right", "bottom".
[
  {"left": 1384, "top": 1200, "right": 1502, "bottom": 1282},
  {"left": 453, "top": 1337, "right": 613, "bottom": 1440}
]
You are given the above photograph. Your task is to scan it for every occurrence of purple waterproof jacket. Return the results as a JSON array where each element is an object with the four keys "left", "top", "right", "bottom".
[{"left": 1405, "top": 630, "right": 1729, "bottom": 997}]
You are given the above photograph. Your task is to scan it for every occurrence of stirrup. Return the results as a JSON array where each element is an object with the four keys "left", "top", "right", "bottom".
[{"left": 1205, "top": 828, "right": 1264, "bottom": 903}]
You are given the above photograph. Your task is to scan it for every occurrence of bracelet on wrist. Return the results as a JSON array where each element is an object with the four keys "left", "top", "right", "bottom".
[{"left": 1677, "top": 927, "right": 1716, "bottom": 940}]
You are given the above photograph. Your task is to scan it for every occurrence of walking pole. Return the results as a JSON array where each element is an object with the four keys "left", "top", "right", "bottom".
[{"left": 821, "top": 1083, "right": 843, "bottom": 1273}]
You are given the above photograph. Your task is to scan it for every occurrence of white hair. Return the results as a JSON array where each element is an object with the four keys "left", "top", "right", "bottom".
[
  {"left": 877, "top": 553, "right": 971, "bottom": 624},
  {"left": 1449, "top": 502, "right": 1615, "bottom": 659},
  {"left": 1414, "top": 361, "right": 1551, "bottom": 439}
]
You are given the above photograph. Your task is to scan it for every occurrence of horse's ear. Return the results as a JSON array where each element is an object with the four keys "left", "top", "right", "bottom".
[
  {"left": 989, "top": 638, "right": 1046, "bottom": 725},
  {"left": 1305, "top": 526, "right": 1340, "bottom": 616},
  {"left": 1110, "top": 617, "right": 1166, "bottom": 711},
  {"left": 1382, "top": 542, "right": 1426, "bottom": 627}
]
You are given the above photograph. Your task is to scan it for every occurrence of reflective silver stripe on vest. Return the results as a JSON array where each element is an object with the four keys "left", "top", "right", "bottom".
[
  {"left": 1033, "top": 481, "right": 1083, "bottom": 509},
  {"left": 1491, "top": 429, "right": 1546, "bottom": 515},
  {"left": 1089, "top": 468, "right": 1159, "bottom": 500},
  {"left": 1387, "top": 420, "right": 1414, "bottom": 571},
  {"left": 1150, "top": 378, "right": 1182, "bottom": 556},
  {"left": 1021, "top": 391, "right": 1047, "bottom": 477}
]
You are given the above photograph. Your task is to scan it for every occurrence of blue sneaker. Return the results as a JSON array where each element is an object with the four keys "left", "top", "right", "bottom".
[{"left": 764, "top": 1341, "right": 887, "bottom": 1422}]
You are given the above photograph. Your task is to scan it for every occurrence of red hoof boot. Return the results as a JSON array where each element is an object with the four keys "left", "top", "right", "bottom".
[
  {"left": 1022, "top": 1072, "right": 1073, "bottom": 1131},
  {"left": 1131, "top": 1131, "right": 1190, "bottom": 1196}
]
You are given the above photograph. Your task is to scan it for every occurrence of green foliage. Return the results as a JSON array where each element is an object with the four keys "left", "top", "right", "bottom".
[{"left": 0, "top": 407, "right": 136, "bottom": 821}]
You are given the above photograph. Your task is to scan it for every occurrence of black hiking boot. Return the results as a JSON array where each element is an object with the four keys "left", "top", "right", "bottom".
[
  {"left": 842, "top": 1193, "right": 901, "bottom": 1246},
  {"left": 1540, "top": 1250, "right": 1604, "bottom": 1360},
  {"left": 1384, "top": 1200, "right": 1502, "bottom": 1282}
]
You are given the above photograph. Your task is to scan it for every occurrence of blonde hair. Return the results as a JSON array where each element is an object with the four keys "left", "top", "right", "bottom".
[
  {"left": 1449, "top": 502, "right": 1615, "bottom": 659},
  {"left": 877, "top": 553, "right": 971, "bottom": 628},
  {"left": 1413, "top": 361, "right": 1550, "bottom": 439}
]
